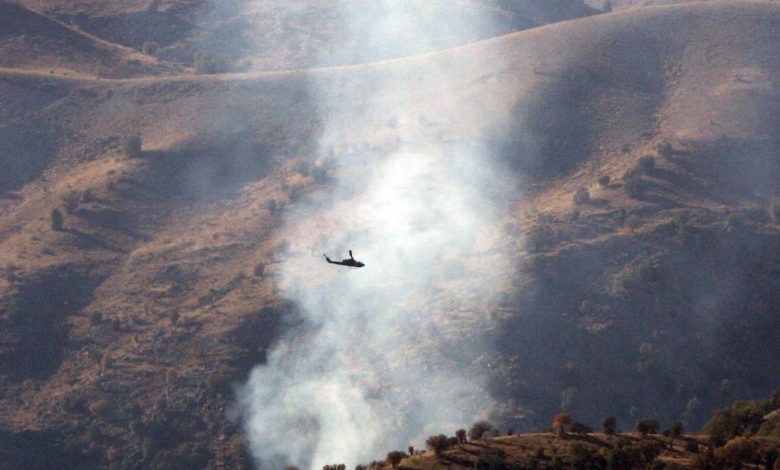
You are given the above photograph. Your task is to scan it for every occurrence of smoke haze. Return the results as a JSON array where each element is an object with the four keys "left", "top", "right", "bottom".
[{"left": 239, "top": 1, "right": 519, "bottom": 468}]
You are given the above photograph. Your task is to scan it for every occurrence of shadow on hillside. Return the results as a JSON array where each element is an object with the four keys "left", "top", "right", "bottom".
[
  {"left": 0, "top": 429, "right": 93, "bottom": 469},
  {"left": 77, "top": 207, "right": 148, "bottom": 241},
  {"left": 65, "top": 228, "right": 127, "bottom": 253},
  {"left": 224, "top": 302, "right": 303, "bottom": 381},
  {"left": 0, "top": 122, "right": 60, "bottom": 192},
  {"left": 142, "top": 135, "right": 275, "bottom": 202},
  {"left": 0, "top": 267, "right": 102, "bottom": 382},
  {"left": 666, "top": 137, "right": 780, "bottom": 200}
]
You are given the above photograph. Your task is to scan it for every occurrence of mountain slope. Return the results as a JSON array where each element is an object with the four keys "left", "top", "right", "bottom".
[
  {"left": 0, "top": 2, "right": 179, "bottom": 78},
  {"left": 0, "top": 1, "right": 779, "bottom": 467},
  {"left": 14, "top": 0, "right": 599, "bottom": 71}
]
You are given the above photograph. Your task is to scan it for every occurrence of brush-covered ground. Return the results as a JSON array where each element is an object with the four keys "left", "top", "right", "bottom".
[{"left": 1, "top": 0, "right": 780, "bottom": 468}]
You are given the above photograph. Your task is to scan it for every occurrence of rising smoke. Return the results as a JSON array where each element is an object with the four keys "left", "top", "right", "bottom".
[{"left": 238, "top": 1, "right": 519, "bottom": 469}]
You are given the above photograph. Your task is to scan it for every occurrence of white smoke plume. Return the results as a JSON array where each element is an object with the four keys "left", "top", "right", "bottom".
[{"left": 239, "top": 2, "right": 519, "bottom": 469}]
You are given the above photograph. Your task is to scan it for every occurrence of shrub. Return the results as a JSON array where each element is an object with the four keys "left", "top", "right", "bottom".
[
  {"left": 63, "top": 190, "right": 81, "bottom": 214},
  {"left": 51, "top": 208, "right": 64, "bottom": 231},
  {"left": 89, "top": 312, "right": 103, "bottom": 324},
  {"left": 636, "top": 418, "right": 660, "bottom": 437},
  {"left": 142, "top": 41, "right": 158, "bottom": 55},
  {"left": 636, "top": 441, "right": 662, "bottom": 462},
  {"left": 671, "top": 421, "right": 684, "bottom": 440},
  {"left": 598, "top": 175, "right": 611, "bottom": 187},
  {"left": 638, "top": 155, "right": 656, "bottom": 173},
  {"left": 123, "top": 135, "right": 142, "bottom": 158},
  {"left": 322, "top": 465, "right": 345, "bottom": 470},
  {"left": 89, "top": 399, "right": 110, "bottom": 418},
  {"left": 468, "top": 421, "right": 493, "bottom": 441},
  {"left": 456, "top": 428, "right": 467, "bottom": 443},
  {"left": 385, "top": 451, "right": 405, "bottom": 468},
  {"left": 569, "top": 443, "right": 605, "bottom": 468},
  {"left": 602, "top": 416, "right": 617, "bottom": 435},
  {"left": 573, "top": 186, "right": 591, "bottom": 205},
  {"left": 685, "top": 439, "right": 699, "bottom": 453},
  {"left": 426, "top": 434, "right": 450, "bottom": 456},
  {"left": 623, "top": 169, "right": 648, "bottom": 198},
  {"left": 606, "top": 446, "right": 638, "bottom": 469}
]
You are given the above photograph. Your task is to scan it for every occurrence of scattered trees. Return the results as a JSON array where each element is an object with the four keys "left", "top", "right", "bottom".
[{"left": 455, "top": 428, "right": 467, "bottom": 443}]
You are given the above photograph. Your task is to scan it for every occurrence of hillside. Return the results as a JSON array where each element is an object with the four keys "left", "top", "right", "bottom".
[
  {"left": 0, "top": 1, "right": 779, "bottom": 468},
  {"left": 0, "top": 2, "right": 179, "bottom": 78},
  {"left": 12, "top": 0, "right": 599, "bottom": 71}
]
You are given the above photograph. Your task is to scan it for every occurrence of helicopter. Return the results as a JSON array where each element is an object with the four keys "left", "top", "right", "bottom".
[{"left": 323, "top": 250, "right": 365, "bottom": 268}]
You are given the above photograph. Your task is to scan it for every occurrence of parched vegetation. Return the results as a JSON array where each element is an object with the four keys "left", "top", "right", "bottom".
[{"left": 342, "top": 398, "right": 780, "bottom": 469}]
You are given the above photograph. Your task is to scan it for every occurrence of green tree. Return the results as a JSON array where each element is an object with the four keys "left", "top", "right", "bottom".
[
  {"left": 426, "top": 434, "right": 449, "bottom": 457},
  {"left": 573, "top": 186, "right": 590, "bottom": 205},
  {"left": 671, "top": 420, "right": 684, "bottom": 443},
  {"left": 570, "top": 422, "right": 592, "bottom": 435},
  {"left": 602, "top": 416, "right": 617, "bottom": 435},
  {"left": 553, "top": 412, "right": 572, "bottom": 436},
  {"left": 468, "top": 421, "right": 493, "bottom": 441},
  {"left": 385, "top": 451, "right": 404, "bottom": 468},
  {"left": 636, "top": 418, "right": 659, "bottom": 437}
]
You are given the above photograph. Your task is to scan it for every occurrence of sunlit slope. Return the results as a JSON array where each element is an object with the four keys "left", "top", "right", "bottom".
[
  {"left": 0, "top": 2, "right": 178, "bottom": 78},
  {"left": 0, "top": 1, "right": 779, "bottom": 466}
]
